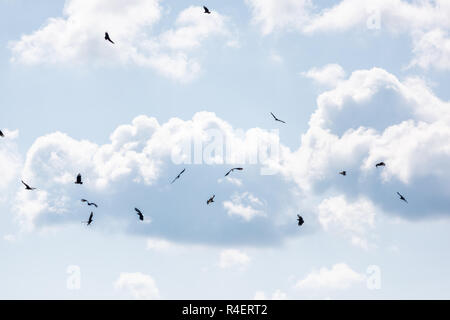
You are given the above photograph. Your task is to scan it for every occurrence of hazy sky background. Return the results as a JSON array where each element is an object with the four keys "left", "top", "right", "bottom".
[{"left": 1, "top": 0, "right": 450, "bottom": 299}]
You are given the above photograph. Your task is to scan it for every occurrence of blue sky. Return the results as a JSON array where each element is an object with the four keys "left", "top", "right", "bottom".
[{"left": 1, "top": 0, "right": 450, "bottom": 299}]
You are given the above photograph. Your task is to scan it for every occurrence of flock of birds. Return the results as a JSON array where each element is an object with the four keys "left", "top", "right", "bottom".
[{"left": 0, "top": 5, "right": 409, "bottom": 229}]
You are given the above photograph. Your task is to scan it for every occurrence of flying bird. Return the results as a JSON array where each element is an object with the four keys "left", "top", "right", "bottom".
[
  {"left": 135, "top": 208, "right": 144, "bottom": 221},
  {"left": 207, "top": 195, "right": 215, "bottom": 205},
  {"left": 270, "top": 112, "right": 286, "bottom": 124},
  {"left": 397, "top": 192, "right": 408, "bottom": 203},
  {"left": 105, "top": 32, "right": 114, "bottom": 44},
  {"left": 339, "top": 171, "right": 347, "bottom": 176},
  {"left": 203, "top": 6, "right": 211, "bottom": 14},
  {"left": 81, "top": 199, "right": 98, "bottom": 207},
  {"left": 0, "top": 130, "right": 4, "bottom": 137},
  {"left": 375, "top": 162, "right": 386, "bottom": 168},
  {"left": 171, "top": 168, "right": 186, "bottom": 184},
  {"left": 225, "top": 167, "right": 243, "bottom": 177},
  {"left": 83, "top": 212, "right": 94, "bottom": 226},
  {"left": 21, "top": 180, "right": 36, "bottom": 190},
  {"left": 75, "top": 174, "right": 83, "bottom": 185},
  {"left": 297, "top": 215, "right": 304, "bottom": 226}
]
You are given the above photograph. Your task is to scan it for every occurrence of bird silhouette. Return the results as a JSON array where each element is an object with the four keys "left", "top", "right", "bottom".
[
  {"left": 207, "top": 195, "right": 215, "bottom": 205},
  {"left": 171, "top": 168, "right": 186, "bottom": 184},
  {"left": 105, "top": 32, "right": 114, "bottom": 44},
  {"left": 75, "top": 173, "right": 83, "bottom": 185},
  {"left": 21, "top": 180, "right": 36, "bottom": 190},
  {"left": 339, "top": 171, "right": 347, "bottom": 176},
  {"left": 297, "top": 215, "right": 304, "bottom": 226},
  {"left": 83, "top": 212, "right": 94, "bottom": 226},
  {"left": 203, "top": 6, "right": 211, "bottom": 14},
  {"left": 270, "top": 112, "right": 286, "bottom": 124},
  {"left": 375, "top": 162, "right": 386, "bottom": 168},
  {"left": 0, "top": 130, "right": 3, "bottom": 137},
  {"left": 397, "top": 192, "right": 408, "bottom": 203},
  {"left": 135, "top": 208, "right": 144, "bottom": 221},
  {"left": 81, "top": 199, "right": 98, "bottom": 207},
  {"left": 225, "top": 167, "right": 243, "bottom": 177}
]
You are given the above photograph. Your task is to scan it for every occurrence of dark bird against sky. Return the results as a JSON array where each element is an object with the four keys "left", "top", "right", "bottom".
[
  {"left": 376, "top": 162, "right": 386, "bottom": 168},
  {"left": 75, "top": 173, "right": 83, "bottom": 185},
  {"left": 270, "top": 112, "right": 286, "bottom": 124},
  {"left": 83, "top": 212, "right": 94, "bottom": 226},
  {"left": 397, "top": 192, "right": 408, "bottom": 203},
  {"left": 225, "top": 167, "right": 243, "bottom": 177},
  {"left": 0, "top": 130, "right": 3, "bottom": 137},
  {"left": 81, "top": 199, "right": 98, "bottom": 207},
  {"left": 207, "top": 195, "right": 215, "bottom": 205},
  {"left": 339, "top": 171, "right": 347, "bottom": 176},
  {"left": 297, "top": 215, "right": 304, "bottom": 226},
  {"left": 105, "top": 32, "right": 114, "bottom": 44},
  {"left": 135, "top": 208, "right": 144, "bottom": 221},
  {"left": 21, "top": 180, "right": 36, "bottom": 190},
  {"left": 171, "top": 168, "right": 186, "bottom": 184},
  {"left": 203, "top": 6, "right": 211, "bottom": 14}
]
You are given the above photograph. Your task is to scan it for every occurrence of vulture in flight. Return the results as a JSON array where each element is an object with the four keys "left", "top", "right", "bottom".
[
  {"left": 75, "top": 174, "right": 83, "bottom": 185},
  {"left": 203, "top": 6, "right": 211, "bottom": 14},
  {"left": 171, "top": 168, "right": 186, "bottom": 184},
  {"left": 207, "top": 195, "right": 215, "bottom": 205},
  {"left": 375, "top": 162, "right": 386, "bottom": 168},
  {"left": 135, "top": 208, "right": 144, "bottom": 221},
  {"left": 0, "top": 130, "right": 4, "bottom": 137},
  {"left": 225, "top": 167, "right": 243, "bottom": 177},
  {"left": 81, "top": 199, "right": 98, "bottom": 207},
  {"left": 270, "top": 112, "right": 286, "bottom": 124},
  {"left": 21, "top": 180, "right": 36, "bottom": 190},
  {"left": 397, "top": 192, "right": 408, "bottom": 203},
  {"left": 339, "top": 171, "right": 347, "bottom": 176},
  {"left": 83, "top": 212, "right": 94, "bottom": 226},
  {"left": 297, "top": 215, "right": 304, "bottom": 226},
  {"left": 105, "top": 32, "right": 115, "bottom": 44}
]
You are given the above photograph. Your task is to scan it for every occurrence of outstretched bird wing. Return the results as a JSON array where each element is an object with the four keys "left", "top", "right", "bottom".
[
  {"left": 224, "top": 169, "right": 232, "bottom": 177},
  {"left": 0, "top": 130, "right": 3, "bottom": 137},
  {"left": 21, "top": 180, "right": 32, "bottom": 189},
  {"left": 135, "top": 208, "right": 142, "bottom": 214}
]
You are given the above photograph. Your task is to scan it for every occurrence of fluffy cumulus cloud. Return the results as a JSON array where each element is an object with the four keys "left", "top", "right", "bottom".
[
  {"left": 245, "top": 0, "right": 450, "bottom": 70},
  {"left": 274, "top": 66, "right": 450, "bottom": 230},
  {"left": 302, "top": 64, "right": 346, "bottom": 87},
  {"left": 114, "top": 272, "right": 160, "bottom": 299},
  {"left": 218, "top": 249, "right": 251, "bottom": 270},
  {"left": 295, "top": 263, "right": 365, "bottom": 290},
  {"left": 318, "top": 196, "right": 377, "bottom": 249},
  {"left": 9, "top": 0, "right": 235, "bottom": 81},
  {"left": 13, "top": 111, "right": 292, "bottom": 244}
]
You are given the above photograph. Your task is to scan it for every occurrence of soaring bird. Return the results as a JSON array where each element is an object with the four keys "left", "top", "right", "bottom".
[
  {"left": 81, "top": 199, "right": 98, "bottom": 207},
  {"left": 83, "top": 212, "right": 94, "bottom": 226},
  {"left": 135, "top": 208, "right": 144, "bottom": 221},
  {"left": 339, "top": 171, "right": 347, "bottom": 176},
  {"left": 375, "top": 162, "right": 386, "bottom": 168},
  {"left": 171, "top": 168, "right": 186, "bottom": 184},
  {"left": 225, "top": 167, "right": 243, "bottom": 177},
  {"left": 203, "top": 6, "right": 211, "bottom": 14},
  {"left": 75, "top": 174, "right": 83, "bottom": 185},
  {"left": 397, "top": 192, "right": 408, "bottom": 203},
  {"left": 207, "top": 195, "right": 215, "bottom": 205},
  {"left": 297, "top": 215, "right": 304, "bottom": 226},
  {"left": 270, "top": 112, "right": 286, "bottom": 124},
  {"left": 105, "top": 32, "right": 114, "bottom": 44},
  {"left": 0, "top": 130, "right": 4, "bottom": 137},
  {"left": 21, "top": 180, "right": 36, "bottom": 190}
]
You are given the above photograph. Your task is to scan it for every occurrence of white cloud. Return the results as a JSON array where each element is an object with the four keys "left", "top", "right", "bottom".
[
  {"left": 223, "top": 192, "right": 265, "bottom": 221},
  {"left": 114, "top": 272, "right": 160, "bottom": 299},
  {"left": 318, "top": 195, "right": 377, "bottom": 249},
  {"left": 9, "top": 1, "right": 235, "bottom": 81},
  {"left": 218, "top": 249, "right": 250, "bottom": 270},
  {"left": 146, "top": 238, "right": 173, "bottom": 252},
  {"left": 302, "top": 64, "right": 346, "bottom": 87},
  {"left": 3, "top": 234, "right": 16, "bottom": 242},
  {"left": 254, "top": 289, "right": 287, "bottom": 300},
  {"left": 218, "top": 176, "right": 243, "bottom": 187},
  {"left": 296, "top": 263, "right": 365, "bottom": 290},
  {"left": 245, "top": 0, "right": 450, "bottom": 70}
]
